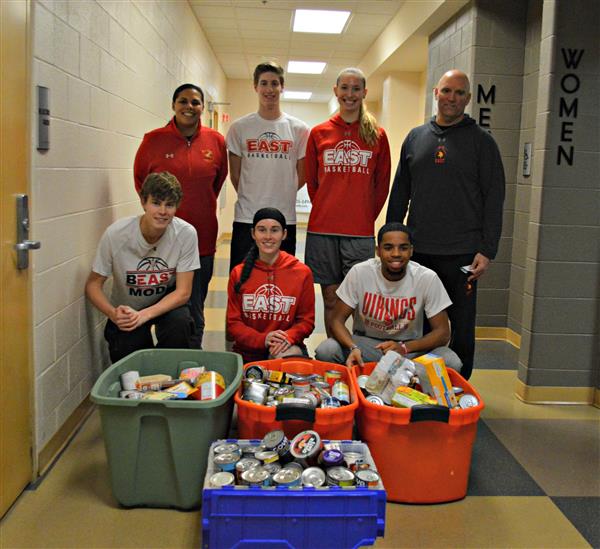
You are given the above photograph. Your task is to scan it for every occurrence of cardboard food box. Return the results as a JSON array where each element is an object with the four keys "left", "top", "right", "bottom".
[{"left": 413, "top": 354, "right": 457, "bottom": 408}]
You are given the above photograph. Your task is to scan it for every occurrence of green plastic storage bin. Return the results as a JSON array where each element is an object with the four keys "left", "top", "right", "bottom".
[{"left": 90, "top": 349, "right": 243, "bottom": 510}]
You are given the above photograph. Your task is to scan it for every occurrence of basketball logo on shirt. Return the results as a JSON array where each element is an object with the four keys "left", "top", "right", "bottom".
[
  {"left": 202, "top": 149, "right": 214, "bottom": 161},
  {"left": 242, "top": 283, "right": 296, "bottom": 321},
  {"left": 165, "top": 153, "right": 175, "bottom": 159},
  {"left": 434, "top": 145, "right": 446, "bottom": 164},
  {"left": 246, "top": 132, "right": 292, "bottom": 159},
  {"left": 323, "top": 140, "right": 372, "bottom": 174},
  {"left": 126, "top": 257, "right": 175, "bottom": 297}
]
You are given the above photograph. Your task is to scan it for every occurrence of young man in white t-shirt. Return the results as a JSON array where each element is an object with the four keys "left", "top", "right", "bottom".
[
  {"left": 226, "top": 61, "right": 309, "bottom": 271},
  {"left": 315, "top": 222, "right": 462, "bottom": 371},
  {"left": 85, "top": 172, "right": 200, "bottom": 363}
]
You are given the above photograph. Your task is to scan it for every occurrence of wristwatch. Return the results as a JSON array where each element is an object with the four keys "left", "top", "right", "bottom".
[{"left": 348, "top": 343, "right": 359, "bottom": 352}]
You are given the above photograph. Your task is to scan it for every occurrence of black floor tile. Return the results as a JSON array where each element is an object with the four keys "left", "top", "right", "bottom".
[
  {"left": 467, "top": 420, "right": 545, "bottom": 496},
  {"left": 474, "top": 340, "right": 519, "bottom": 370},
  {"left": 552, "top": 496, "right": 600, "bottom": 548}
]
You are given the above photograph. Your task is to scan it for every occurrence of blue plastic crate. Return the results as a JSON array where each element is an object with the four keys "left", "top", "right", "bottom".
[{"left": 201, "top": 439, "right": 386, "bottom": 549}]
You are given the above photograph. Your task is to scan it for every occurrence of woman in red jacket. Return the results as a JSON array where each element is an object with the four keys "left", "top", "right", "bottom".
[
  {"left": 134, "top": 84, "right": 228, "bottom": 348},
  {"left": 304, "top": 67, "right": 391, "bottom": 337},
  {"left": 227, "top": 208, "right": 315, "bottom": 362}
]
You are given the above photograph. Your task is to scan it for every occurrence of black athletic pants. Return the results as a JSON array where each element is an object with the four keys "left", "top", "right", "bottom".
[{"left": 412, "top": 252, "right": 477, "bottom": 380}]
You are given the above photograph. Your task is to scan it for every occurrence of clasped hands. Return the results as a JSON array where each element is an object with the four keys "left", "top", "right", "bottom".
[
  {"left": 265, "top": 330, "right": 291, "bottom": 356},
  {"left": 112, "top": 305, "right": 148, "bottom": 331}
]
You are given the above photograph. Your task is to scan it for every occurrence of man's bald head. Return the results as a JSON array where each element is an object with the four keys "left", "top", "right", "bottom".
[{"left": 434, "top": 69, "right": 472, "bottom": 126}]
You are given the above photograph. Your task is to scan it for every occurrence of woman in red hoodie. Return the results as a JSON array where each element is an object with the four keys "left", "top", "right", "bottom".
[
  {"left": 134, "top": 83, "right": 228, "bottom": 349},
  {"left": 227, "top": 208, "right": 315, "bottom": 362},
  {"left": 304, "top": 68, "right": 391, "bottom": 337}
]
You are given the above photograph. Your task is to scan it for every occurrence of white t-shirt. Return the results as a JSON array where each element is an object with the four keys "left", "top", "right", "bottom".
[
  {"left": 92, "top": 216, "right": 200, "bottom": 310},
  {"left": 337, "top": 259, "right": 452, "bottom": 341},
  {"left": 226, "top": 112, "right": 309, "bottom": 224}
]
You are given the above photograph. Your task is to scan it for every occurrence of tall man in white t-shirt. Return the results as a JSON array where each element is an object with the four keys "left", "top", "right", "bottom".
[
  {"left": 226, "top": 61, "right": 309, "bottom": 271},
  {"left": 85, "top": 172, "right": 199, "bottom": 363},
  {"left": 315, "top": 222, "right": 462, "bottom": 371}
]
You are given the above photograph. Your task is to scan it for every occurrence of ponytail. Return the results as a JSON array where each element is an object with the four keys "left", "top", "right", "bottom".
[
  {"left": 234, "top": 243, "right": 259, "bottom": 294},
  {"left": 358, "top": 102, "right": 380, "bottom": 147}
]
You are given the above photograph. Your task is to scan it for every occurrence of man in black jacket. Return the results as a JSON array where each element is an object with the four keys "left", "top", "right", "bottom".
[{"left": 386, "top": 69, "right": 505, "bottom": 379}]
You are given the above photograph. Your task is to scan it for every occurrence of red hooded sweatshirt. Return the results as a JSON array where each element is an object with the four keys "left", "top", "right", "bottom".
[
  {"left": 227, "top": 251, "right": 315, "bottom": 361},
  {"left": 134, "top": 118, "right": 228, "bottom": 256},
  {"left": 305, "top": 114, "right": 391, "bottom": 236}
]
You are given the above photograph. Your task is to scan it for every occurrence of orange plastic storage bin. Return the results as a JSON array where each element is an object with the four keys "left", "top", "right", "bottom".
[
  {"left": 235, "top": 358, "right": 358, "bottom": 441},
  {"left": 352, "top": 363, "right": 484, "bottom": 503}
]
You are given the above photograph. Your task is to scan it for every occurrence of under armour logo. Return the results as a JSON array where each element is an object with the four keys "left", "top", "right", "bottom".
[{"left": 165, "top": 153, "right": 174, "bottom": 159}]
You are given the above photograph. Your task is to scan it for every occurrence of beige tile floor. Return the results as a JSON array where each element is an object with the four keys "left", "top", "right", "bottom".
[{"left": 2, "top": 235, "right": 598, "bottom": 549}]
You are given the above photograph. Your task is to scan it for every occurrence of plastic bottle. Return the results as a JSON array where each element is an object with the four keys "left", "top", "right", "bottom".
[{"left": 365, "top": 350, "right": 402, "bottom": 394}]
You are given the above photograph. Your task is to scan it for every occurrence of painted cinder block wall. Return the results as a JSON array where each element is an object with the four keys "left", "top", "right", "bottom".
[{"left": 30, "top": 0, "right": 227, "bottom": 456}]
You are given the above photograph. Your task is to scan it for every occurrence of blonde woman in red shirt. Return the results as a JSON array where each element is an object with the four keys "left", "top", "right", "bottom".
[{"left": 304, "top": 68, "right": 391, "bottom": 337}]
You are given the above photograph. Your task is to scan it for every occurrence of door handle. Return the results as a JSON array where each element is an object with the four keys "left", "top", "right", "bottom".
[
  {"left": 15, "top": 240, "right": 41, "bottom": 252},
  {"left": 15, "top": 194, "right": 41, "bottom": 269}
]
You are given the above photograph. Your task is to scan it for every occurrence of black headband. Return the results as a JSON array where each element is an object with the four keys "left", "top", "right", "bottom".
[{"left": 252, "top": 207, "right": 287, "bottom": 230}]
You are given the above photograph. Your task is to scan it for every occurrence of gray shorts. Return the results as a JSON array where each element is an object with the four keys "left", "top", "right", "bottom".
[{"left": 304, "top": 233, "right": 375, "bottom": 285}]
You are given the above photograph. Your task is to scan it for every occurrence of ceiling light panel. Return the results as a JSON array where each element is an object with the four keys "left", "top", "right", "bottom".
[
  {"left": 287, "top": 61, "right": 326, "bottom": 74},
  {"left": 293, "top": 9, "right": 351, "bottom": 34},
  {"left": 283, "top": 91, "right": 312, "bottom": 100}
]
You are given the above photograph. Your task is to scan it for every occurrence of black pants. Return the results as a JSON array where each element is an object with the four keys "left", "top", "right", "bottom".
[
  {"left": 104, "top": 304, "right": 195, "bottom": 364},
  {"left": 189, "top": 255, "right": 214, "bottom": 349},
  {"left": 412, "top": 252, "right": 477, "bottom": 379},
  {"left": 229, "top": 222, "right": 297, "bottom": 272}
]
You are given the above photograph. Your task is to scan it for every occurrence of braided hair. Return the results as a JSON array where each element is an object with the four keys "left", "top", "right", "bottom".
[
  {"left": 234, "top": 207, "right": 287, "bottom": 294},
  {"left": 234, "top": 243, "right": 259, "bottom": 294}
]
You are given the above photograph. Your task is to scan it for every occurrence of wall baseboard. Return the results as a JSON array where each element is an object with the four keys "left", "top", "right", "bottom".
[
  {"left": 515, "top": 378, "right": 596, "bottom": 405},
  {"left": 476, "top": 326, "right": 521, "bottom": 348},
  {"left": 38, "top": 396, "right": 95, "bottom": 477}
]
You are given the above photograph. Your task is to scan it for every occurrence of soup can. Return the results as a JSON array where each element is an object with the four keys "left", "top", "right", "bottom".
[{"left": 355, "top": 469, "right": 381, "bottom": 488}]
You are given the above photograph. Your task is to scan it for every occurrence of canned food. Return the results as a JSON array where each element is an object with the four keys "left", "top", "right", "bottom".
[
  {"left": 311, "top": 381, "right": 331, "bottom": 394},
  {"left": 326, "top": 466, "right": 355, "bottom": 487},
  {"left": 274, "top": 386, "right": 294, "bottom": 402},
  {"left": 272, "top": 467, "right": 302, "bottom": 487},
  {"left": 301, "top": 467, "right": 326, "bottom": 487},
  {"left": 213, "top": 452, "right": 239, "bottom": 473},
  {"left": 343, "top": 451, "right": 365, "bottom": 472},
  {"left": 292, "top": 376, "right": 311, "bottom": 397},
  {"left": 209, "top": 471, "right": 235, "bottom": 487},
  {"left": 318, "top": 449, "right": 345, "bottom": 469},
  {"left": 214, "top": 443, "right": 241, "bottom": 456},
  {"left": 290, "top": 430, "right": 322, "bottom": 464},
  {"left": 119, "top": 390, "right": 144, "bottom": 399},
  {"left": 264, "top": 369, "right": 284, "bottom": 383},
  {"left": 355, "top": 469, "right": 380, "bottom": 488},
  {"left": 263, "top": 461, "right": 282, "bottom": 476},
  {"left": 255, "top": 450, "right": 279, "bottom": 464},
  {"left": 282, "top": 461, "right": 304, "bottom": 473},
  {"left": 235, "top": 457, "right": 260, "bottom": 481},
  {"left": 242, "top": 445, "right": 263, "bottom": 459},
  {"left": 245, "top": 365, "right": 265, "bottom": 381},
  {"left": 241, "top": 466, "right": 271, "bottom": 487},
  {"left": 356, "top": 374, "right": 370, "bottom": 395},
  {"left": 366, "top": 394, "right": 385, "bottom": 406},
  {"left": 324, "top": 369, "right": 343, "bottom": 389},
  {"left": 196, "top": 371, "right": 226, "bottom": 401},
  {"left": 262, "top": 430, "right": 291, "bottom": 459},
  {"left": 332, "top": 380, "right": 350, "bottom": 405},
  {"left": 243, "top": 380, "right": 270, "bottom": 404},
  {"left": 302, "top": 392, "right": 319, "bottom": 408},
  {"left": 453, "top": 386, "right": 465, "bottom": 396},
  {"left": 459, "top": 394, "right": 479, "bottom": 408},
  {"left": 120, "top": 370, "right": 140, "bottom": 391},
  {"left": 321, "top": 396, "right": 341, "bottom": 408}
]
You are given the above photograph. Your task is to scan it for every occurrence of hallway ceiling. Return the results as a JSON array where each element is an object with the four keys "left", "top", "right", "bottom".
[{"left": 190, "top": 0, "right": 406, "bottom": 103}]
